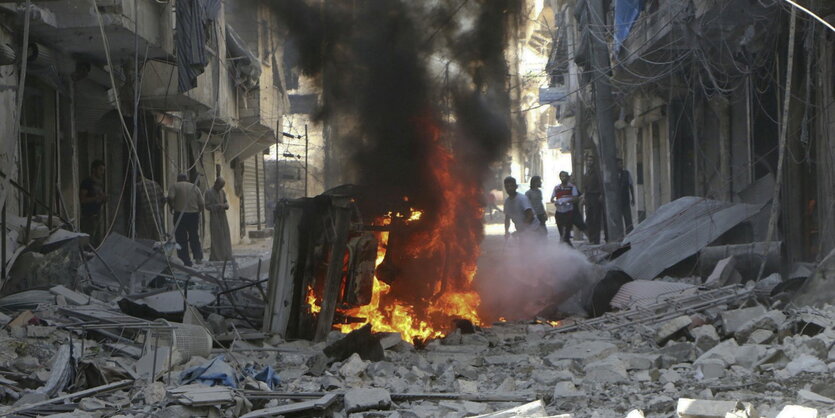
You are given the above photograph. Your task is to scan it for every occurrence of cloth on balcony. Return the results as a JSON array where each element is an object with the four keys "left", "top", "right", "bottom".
[
  {"left": 175, "top": 0, "right": 222, "bottom": 92},
  {"left": 614, "top": 0, "right": 644, "bottom": 54}
]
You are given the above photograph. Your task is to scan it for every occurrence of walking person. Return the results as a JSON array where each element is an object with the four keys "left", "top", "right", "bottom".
[
  {"left": 503, "top": 176, "right": 537, "bottom": 242},
  {"left": 616, "top": 158, "right": 636, "bottom": 234},
  {"left": 79, "top": 160, "right": 107, "bottom": 247},
  {"left": 550, "top": 171, "right": 580, "bottom": 245},
  {"left": 204, "top": 177, "right": 233, "bottom": 261},
  {"left": 525, "top": 176, "right": 547, "bottom": 235},
  {"left": 569, "top": 173, "right": 587, "bottom": 238},
  {"left": 167, "top": 173, "right": 205, "bottom": 266}
]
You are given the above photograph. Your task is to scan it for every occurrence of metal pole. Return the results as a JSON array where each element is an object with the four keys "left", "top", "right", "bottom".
[
  {"left": 2, "top": 204, "right": 6, "bottom": 283},
  {"left": 304, "top": 124, "right": 309, "bottom": 196},
  {"left": 130, "top": 0, "right": 139, "bottom": 239}
]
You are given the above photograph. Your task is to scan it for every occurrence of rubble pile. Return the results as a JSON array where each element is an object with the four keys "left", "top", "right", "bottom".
[{"left": 0, "top": 280, "right": 832, "bottom": 417}]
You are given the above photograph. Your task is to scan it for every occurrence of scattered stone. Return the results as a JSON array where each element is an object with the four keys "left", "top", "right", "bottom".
[
  {"left": 659, "top": 369, "right": 681, "bottom": 384},
  {"left": 625, "top": 410, "right": 645, "bottom": 418},
  {"left": 343, "top": 388, "right": 392, "bottom": 413},
  {"left": 553, "top": 381, "right": 586, "bottom": 398},
  {"left": 659, "top": 342, "right": 697, "bottom": 364},
  {"left": 618, "top": 353, "right": 660, "bottom": 370},
  {"left": 705, "top": 256, "right": 741, "bottom": 288},
  {"left": 656, "top": 316, "right": 693, "bottom": 344},
  {"left": 546, "top": 341, "right": 617, "bottom": 366},
  {"left": 776, "top": 405, "right": 818, "bottom": 418},
  {"left": 676, "top": 399, "right": 757, "bottom": 418},
  {"left": 695, "top": 339, "right": 739, "bottom": 367},
  {"left": 379, "top": 333, "right": 402, "bottom": 350},
  {"left": 748, "top": 329, "right": 775, "bottom": 345},
  {"left": 721, "top": 306, "right": 767, "bottom": 335},
  {"left": 143, "top": 382, "right": 166, "bottom": 404},
  {"left": 532, "top": 369, "right": 574, "bottom": 385},
  {"left": 694, "top": 358, "right": 725, "bottom": 380},
  {"left": 483, "top": 354, "right": 528, "bottom": 366},
  {"left": 692, "top": 325, "right": 720, "bottom": 352},
  {"left": 782, "top": 354, "right": 828, "bottom": 378},
  {"left": 798, "top": 389, "right": 835, "bottom": 404},
  {"left": 340, "top": 353, "right": 369, "bottom": 378},
  {"left": 584, "top": 358, "right": 629, "bottom": 384},
  {"left": 454, "top": 379, "right": 478, "bottom": 394}
]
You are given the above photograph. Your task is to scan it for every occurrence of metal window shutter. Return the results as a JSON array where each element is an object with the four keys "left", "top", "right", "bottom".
[{"left": 243, "top": 156, "right": 260, "bottom": 226}]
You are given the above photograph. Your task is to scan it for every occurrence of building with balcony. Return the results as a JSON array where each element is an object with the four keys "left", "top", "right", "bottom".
[
  {"left": 0, "top": 0, "right": 289, "bottom": 251},
  {"left": 546, "top": 0, "right": 835, "bottom": 262}
]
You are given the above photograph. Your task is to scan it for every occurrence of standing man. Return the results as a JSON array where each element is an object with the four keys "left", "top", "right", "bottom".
[
  {"left": 79, "top": 160, "right": 107, "bottom": 247},
  {"left": 616, "top": 158, "right": 635, "bottom": 233},
  {"left": 503, "top": 176, "right": 536, "bottom": 241},
  {"left": 583, "top": 155, "right": 605, "bottom": 244},
  {"left": 204, "top": 177, "right": 233, "bottom": 261},
  {"left": 135, "top": 176, "right": 166, "bottom": 241},
  {"left": 550, "top": 171, "right": 580, "bottom": 245},
  {"left": 525, "top": 176, "right": 547, "bottom": 234},
  {"left": 168, "top": 173, "right": 204, "bottom": 266}
]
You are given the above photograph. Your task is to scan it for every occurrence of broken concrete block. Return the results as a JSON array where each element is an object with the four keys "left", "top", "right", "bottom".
[
  {"left": 797, "top": 389, "right": 835, "bottom": 404},
  {"left": 659, "top": 369, "right": 681, "bottom": 384},
  {"left": 339, "top": 353, "right": 369, "bottom": 378},
  {"left": 583, "top": 358, "right": 629, "bottom": 384},
  {"left": 618, "top": 353, "right": 661, "bottom": 370},
  {"left": 626, "top": 410, "right": 645, "bottom": 418},
  {"left": 676, "top": 399, "right": 758, "bottom": 418},
  {"left": 546, "top": 341, "right": 618, "bottom": 365},
  {"left": 344, "top": 388, "right": 391, "bottom": 413},
  {"left": 695, "top": 339, "right": 740, "bottom": 367},
  {"left": 454, "top": 379, "right": 478, "bottom": 394},
  {"left": 736, "top": 310, "right": 787, "bottom": 341},
  {"left": 659, "top": 342, "right": 697, "bottom": 364},
  {"left": 748, "top": 329, "right": 774, "bottom": 345},
  {"left": 705, "top": 256, "right": 741, "bottom": 288},
  {"left": 782, "top": 354, "right": 828, "bottom": 377},
  {"left": 483, "top": 354, "right": 528, "bottom": 366},
  {"left": 532, "top": 369, "right": 574, "bottom": 386},
  {"left": 692, "top": 325, "right": 720, "bottom": 352},
  {"left": 553, "top": 381, "right": 585, "bottom": 398},
  {"left": 733, "top": 344, "right": 769, "bottom": 370},
  {"left": 721, "top": 306, "right": 767, "bottom": 335},
  {"left": 657, "top": 316, "right": 693, "bottom": 344},
  {"left": 694, "top": 359, "right": 725, "bottom": 380},
  {"left": 378, "top": 333, "right": 402, "bottom": 350},
  {"left": 775, "top": 405, "right": 818, "bottom": 418}
]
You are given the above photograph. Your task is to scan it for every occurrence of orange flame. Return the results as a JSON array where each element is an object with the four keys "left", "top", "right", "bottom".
[
  {"left": 307, "top": 286, "right": 321, "bottom": 314},
  {"left": 336, "top": 114, "right": 485, "bottom": 342}
]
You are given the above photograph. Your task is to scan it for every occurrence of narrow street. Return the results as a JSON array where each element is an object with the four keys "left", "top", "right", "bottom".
[{"left": 1, "top": 0, "right": 834, "bottom": 417}]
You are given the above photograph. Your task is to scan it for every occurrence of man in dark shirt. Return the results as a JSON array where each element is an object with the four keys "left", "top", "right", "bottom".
[
  {"left": 583, "top": 155, "right": 604, "bottom": 244},
  {"left": 80, "top": 160, "right": 106, "bottom": 246},
  {"left": 617, "top": 158, "right": 635, "bottom": 233}
]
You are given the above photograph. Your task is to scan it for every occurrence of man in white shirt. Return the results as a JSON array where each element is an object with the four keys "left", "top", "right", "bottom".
[{"left": 503, "top": 176, "right": 536, "bottom": 239}]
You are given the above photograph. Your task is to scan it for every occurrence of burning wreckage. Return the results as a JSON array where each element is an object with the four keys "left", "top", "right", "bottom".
[{"left": 1, "top": 181, "right": 835, "bottom": 417}]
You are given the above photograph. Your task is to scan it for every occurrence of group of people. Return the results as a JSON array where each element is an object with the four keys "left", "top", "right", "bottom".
[
  {"left": 79, "top": 160, "right": 234, "bottom": 266},
  {"left": 503, "top": 156, "right": 635, "bottom": 247}
]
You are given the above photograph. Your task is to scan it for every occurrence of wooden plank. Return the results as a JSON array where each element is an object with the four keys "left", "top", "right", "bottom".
[
  {"left": 240, "top": 394, "right": 338, "bottom": 418},
  {"left": 313, "top": 202, "right": 352, "bottom": 342}
]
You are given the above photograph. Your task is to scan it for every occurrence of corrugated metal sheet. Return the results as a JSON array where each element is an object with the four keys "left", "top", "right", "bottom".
[
  {"left": 609, "top": 280, "right": 697, "bottom": 310},
  {"left": 608, "top": 197, "right": 765, "bottom": 280}
]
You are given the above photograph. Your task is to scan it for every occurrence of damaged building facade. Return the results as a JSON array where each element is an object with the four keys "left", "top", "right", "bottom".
[
  {"left": 546, "top": 0, "right": 835, "bottom": 262},
  {"left": 0, "top": 0, "right": 289, "bottom": 252}
]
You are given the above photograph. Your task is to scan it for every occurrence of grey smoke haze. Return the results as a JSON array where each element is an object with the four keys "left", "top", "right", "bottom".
[{"left": 475, "top": 238, "right": 600, "bottom": 321}]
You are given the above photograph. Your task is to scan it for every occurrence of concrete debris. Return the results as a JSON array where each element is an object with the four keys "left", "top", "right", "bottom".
[{"left": 0, "top": 232, "right": 832, "bottom": 418}]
